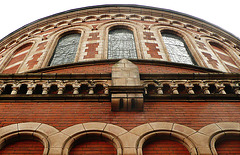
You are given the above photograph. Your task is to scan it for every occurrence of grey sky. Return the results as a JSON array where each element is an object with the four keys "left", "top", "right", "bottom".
[{"left": 0, "top": 0, "right": 239, "bottom": 40}]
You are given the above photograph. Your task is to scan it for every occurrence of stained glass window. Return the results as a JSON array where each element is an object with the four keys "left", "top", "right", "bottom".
[
  {"left": 162, "top": 33, "right": 196, "bottom": 65},
  {"left": 108, "top": 29, "right": 137, "bottom": 59},
  {"left": 49, "top": 33, "right": 81, "bottom": 66}
]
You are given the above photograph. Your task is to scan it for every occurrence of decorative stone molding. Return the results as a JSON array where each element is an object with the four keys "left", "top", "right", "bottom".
[
  {"left": 199, "top": 122, "right": 240, "bottom": 155},
  {"left": 0, "top": 72, "right": 239, "bottom": 103},
  {"left": 0, "top": 122, "right": 59, "bottom": 155},
  {"left": 1, "top": 122, "right": 239, "bottom": 154}
]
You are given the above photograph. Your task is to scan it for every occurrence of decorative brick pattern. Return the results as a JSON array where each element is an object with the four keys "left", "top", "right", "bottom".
[
  {"left": 92, "top": 24, "right": 98, "bottom": 30},
  {"left": 36, "top": 42, "right": 47, "bottom": 52},
  {"left": 2, "top": 43, "right": 32, "bottom": 73},
  {"left": 201, "top": 52, "right": 218, "bottom": 69},
  {"left": 143, "top": 32, "right": 156, "bottom": 40},
  {"left": 27, "top": 52, "right": 43, "bottom": 70},
  {"left": 145, "top": 43, "right": 162, "bottom": 59},
  {"left": 211, "top": 43, "right": 240, "bottom": 73},
  {"left": 84, "top": 43, "right": 99, "bottom": 59},
  {"left": 195, "top": 40, "right": 208, "bottom": 50},
  {"left": 87, "top": 32, "right": 100, "bottom": 41}
]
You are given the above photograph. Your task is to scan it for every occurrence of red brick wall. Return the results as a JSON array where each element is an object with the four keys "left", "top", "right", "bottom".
[
  {"left": 216, "top": 139, "right": 240, "bottom": 155},
  {"left": 0, "top": 101, "right": 239, "bottom": 131},
  {"left": 70, "top": 137, "right": 116, "bottom": 155},
  {"left": 0, "top": 101, "right": 239, "bottom": 154},
  {"left": 143, "top": 139, "right": 189, "bottom": 155},
  {"left": 41, "top": 64, "right": 205, "bottom": 74},
  {"left": 0, "top": 140, "right": 44, "bottom": 154}
]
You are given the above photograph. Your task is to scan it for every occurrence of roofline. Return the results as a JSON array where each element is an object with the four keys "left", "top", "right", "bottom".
[{"left": 1, "top": 4, "right": 239, "bottom": 43}]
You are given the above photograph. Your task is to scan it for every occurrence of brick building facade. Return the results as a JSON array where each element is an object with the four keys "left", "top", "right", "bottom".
[{"left": 0, "top": 5, "right": 239, "bottom": 154}]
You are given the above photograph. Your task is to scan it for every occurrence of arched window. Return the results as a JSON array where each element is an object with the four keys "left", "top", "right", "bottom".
[
  {"left": 162, "top": 33, "right": 196, "bottom": 65},
  {"left": 108, "top": 28, "right": 137, "bottom": 59},
  {"left": 49, "top": 33, "right": 81, "bottom": 66}
]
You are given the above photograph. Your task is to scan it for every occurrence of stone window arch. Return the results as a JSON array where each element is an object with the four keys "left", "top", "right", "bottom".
[
  {"left": 161, "top": 31, "right": 196, "bottom": 65},
  {"left": 108, "top": 26, "right": 137, "bottom": 59},
  {"left": 0, "top": 122, "right": 56, "bottom": 155},
  {"left": 48, "top": 32, "right": 81, "bottom": 66}
]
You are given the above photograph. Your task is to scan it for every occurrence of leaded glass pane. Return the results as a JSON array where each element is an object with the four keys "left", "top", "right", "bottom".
[
  {"left": 49, "top": 33, "right": 81, "bottom": 66},
  {"left": 108, "top": 29, "right": 137, "bottom": 59},
  {"left": 162, "top": 33, "right": 196, "bottom": 65}
]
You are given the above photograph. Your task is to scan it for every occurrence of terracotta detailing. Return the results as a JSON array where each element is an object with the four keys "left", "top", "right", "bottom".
[
  {"left": 2, "top": 43, "right": 32, "bottom": 73},
  {"left": 84, "top": 43, "right": 99, "bottom": 59},
  {"left": 145, "top": 43, "right": 162, "bottom": 59},
  {"left": 36, "top": 42, "right": 47, "bottom": 52},
  {"left": 143, "top": 32, "right": 156, "bottom": 40},
  {"left": 195, "top": 40, "right": 208, "bottom": 51},
  {"left": 27, "top": 52, "right": 43, "bottom": 70},
  {"left": 211, "top": 43, "right": 240, "bottom": 73},
  {"left": 87, "top": 32, "right": 100, "bottom": 41},
  {"left": 202, "top": 52, "right": 218, "bottom": 69}
]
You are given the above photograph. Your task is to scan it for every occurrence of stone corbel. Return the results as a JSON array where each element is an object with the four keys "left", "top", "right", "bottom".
[
  {"left": 199, "top": 81, "right": 210, "bottom": 94},
  {"left": 169, "top": 81, "right": 179, "bottom": 94},
  {"left": 215, "top": 82, "right": 226, "bottom": 94},
  {"left": 185, "top": 81, "right": 195, "bottom": 94}
]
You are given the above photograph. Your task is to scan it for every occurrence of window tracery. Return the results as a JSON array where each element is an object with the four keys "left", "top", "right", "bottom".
[
  {"left": 108, "top": 28, "right": 137, "bottom": 59},
  {"left": 162, "top": 33, "right": 196, "bottom": 65},
  {"left": 49, "top": 33, "right": 81, "bottom": 66}
]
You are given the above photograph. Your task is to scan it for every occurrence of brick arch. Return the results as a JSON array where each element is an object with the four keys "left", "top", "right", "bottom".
[
  {"left": 198, "top": 122, "right": 240, "bottom": 155},
  {"left": 61, "top": 122, "right": 127, "bottom": 155},
  {"left": 132, "top": 123, "right": 198, "bottom": 155},
  {"left": 0, "top": 122, "right": 59, "bottom": 155}
]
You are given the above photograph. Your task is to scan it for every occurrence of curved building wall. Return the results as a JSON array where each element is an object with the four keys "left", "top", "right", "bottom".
[
  {"left": 0, "top": 5, "right": 240, "bottom": 155},
  {"left": 0, "top": 5, "right": 239, "bottom": 73}
]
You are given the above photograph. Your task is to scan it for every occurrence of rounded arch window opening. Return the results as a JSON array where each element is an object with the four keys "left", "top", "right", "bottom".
[
  {"left": 49, "top": 33, "right": 81, "bottom": 66},
  {"left": 108, "top": 28, "right": 137, "bottom": 59},
  {"left": 162, "top": 33, "right": 196, "bottom": 65}
]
